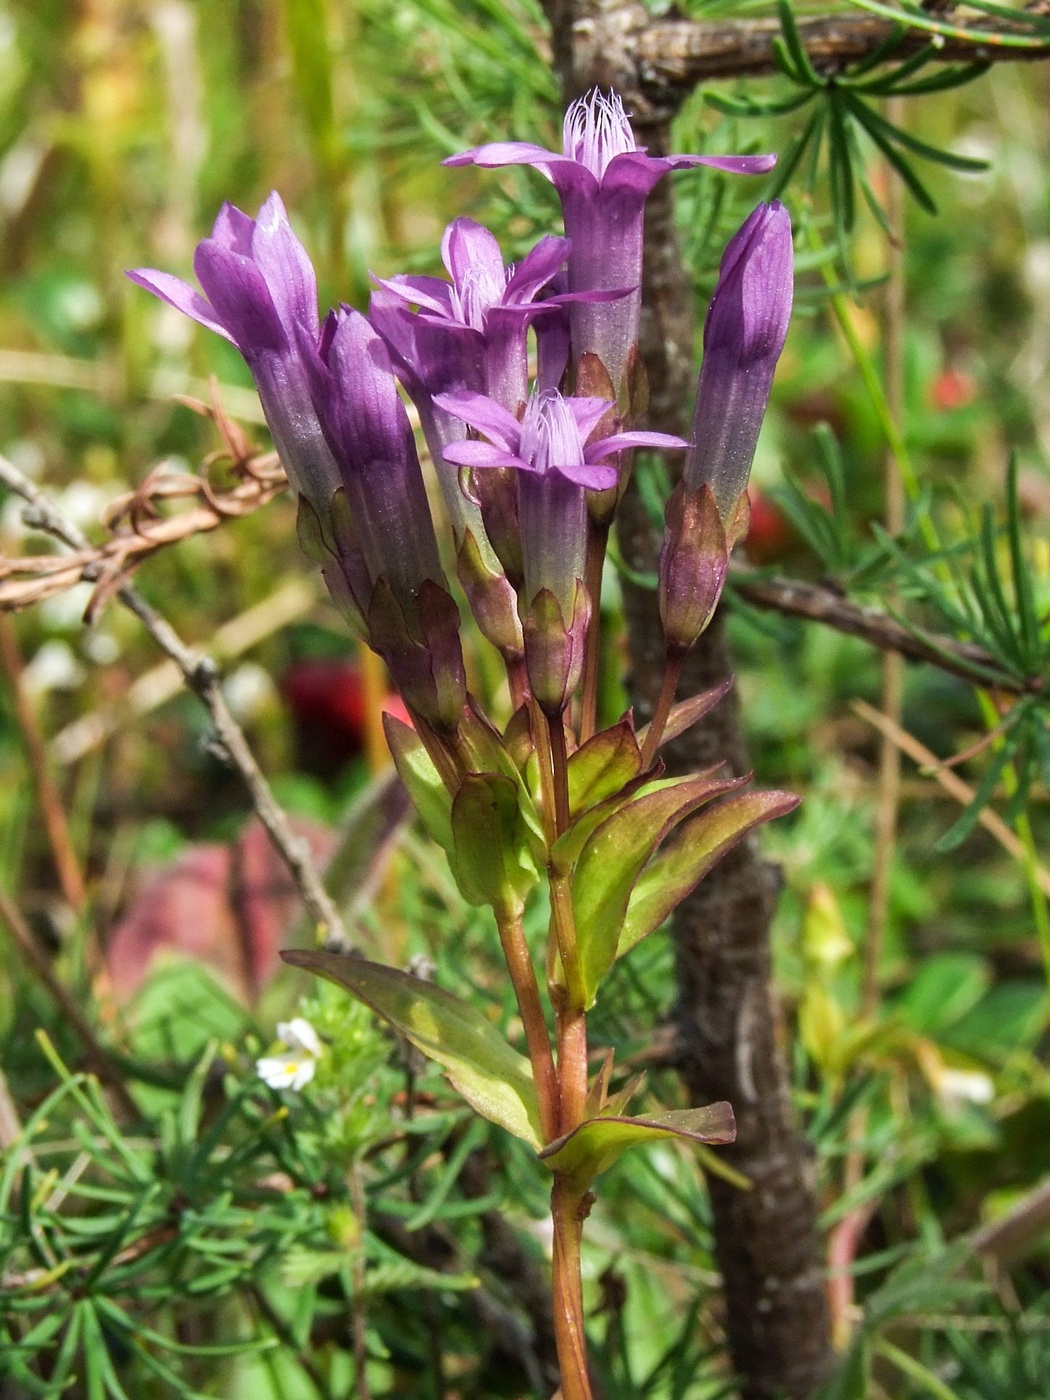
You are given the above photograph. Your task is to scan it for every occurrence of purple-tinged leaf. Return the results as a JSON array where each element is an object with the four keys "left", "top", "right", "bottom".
[
  {"left": 573, "top": 772, "right": 748, "bottom": 1003},
  {"left": 566, "top": 718, "right": 643, "bottom": 817},
  {"left": 619, "top": 790, "right": 801, "bottom": 958},
  {"left": 539, "top": 1103, "right": 736, "bottom": 1187},
  {"left": 635, "top": 678, "right": 734, "bottom": 755}
]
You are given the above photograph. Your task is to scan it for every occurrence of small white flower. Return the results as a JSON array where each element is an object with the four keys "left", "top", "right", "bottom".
[
  {"left": 256, "top": 1017, "right": 323, "bottom": 1092},
  {"left": 938, "top": 1068, "right": 994, "bottom": 1107}
]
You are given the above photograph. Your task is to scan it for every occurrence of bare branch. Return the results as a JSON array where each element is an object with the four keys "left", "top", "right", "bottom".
[
  {"left": 0, "top": 400, "right": 287, "bottom": 616},
  {"left": 0, "top": 452, "right": 349, "bottom": 950},
  {"left": 731, "top": 569, "right": 1044, "bottom": 695},
  {"left": 558, "top": 2, "right": 1047, "bottom": 117}
]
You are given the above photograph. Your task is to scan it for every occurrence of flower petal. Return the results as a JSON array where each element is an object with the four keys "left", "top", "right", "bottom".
[
  {"left": 211, "top": 201, "right": 256, "bottom": 256},
  {"left": 442, "top": 217, "right": 505, "bottom": 290},
  {"left": 556, "top": 459, "right": 618, "bottom": 490},
  {"left": 444, "top": 141, "right": 571, "bottom": 178},
  {"left": 586, "top": 430, "right": 687, "bottom": 460},
  {"left": 566, "top": 396, "right": 616, "bottom": 444},
  {"left": 504, "top": 234, "right": 571, "bottom": 304},
  {"left": 193, "top": 242, "right": 285, "bottom": 354},
  {"left": 251, "top": 191, "right": 320, "bottom": 337},
  {"left": 372, "top": 273, "right": 454, "bottom": 320},
  {"left": 433, "top": 391, "right": 522, "bottom": 454},
  {"left": 442, "top": 440, "right": 527, "bottom": 471},
  {"left": 125, "top": 269, "right": 235, "bottom": 343}
]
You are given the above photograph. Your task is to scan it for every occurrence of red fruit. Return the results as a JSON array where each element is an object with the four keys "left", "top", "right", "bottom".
[
  {"left": 743, "top": 487, "right": 793, "bottom": 564},
  {"left": 929, "top": 368, "right": 977, "bottom": 412},
  {"left": 281, "top": 658, "right": 367, "bottom": 770}
]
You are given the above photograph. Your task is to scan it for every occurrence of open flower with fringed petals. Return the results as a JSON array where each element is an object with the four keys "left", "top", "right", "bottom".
[
  {"left": 438, "top": 388, "right": 684, "bottom": 712},
  {"left": 446, "top": 91, "right": 775, "bottom": 388}
]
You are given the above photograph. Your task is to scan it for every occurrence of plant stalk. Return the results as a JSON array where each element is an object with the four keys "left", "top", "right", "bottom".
[
  {"left": 496, "top": 904, "right": 559, "bottom": 1143},
  {"left": 550, "top": 1176, "right": 593, "bottom": 1400}
]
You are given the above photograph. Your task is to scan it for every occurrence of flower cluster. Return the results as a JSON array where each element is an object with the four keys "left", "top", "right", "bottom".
[{"left": 130, "top": 90, "right": 791, "bottom": 747}]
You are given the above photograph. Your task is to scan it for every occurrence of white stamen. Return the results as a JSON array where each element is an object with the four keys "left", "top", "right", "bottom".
[
  {"left": 562, "top": 89, "right": 636, "bottom": 177},
  {"left": 518, "top": 391, "right": 586, "bottom": 476},
  {"left": 450, "top": 261, "right": 508, "bottom": 330}
]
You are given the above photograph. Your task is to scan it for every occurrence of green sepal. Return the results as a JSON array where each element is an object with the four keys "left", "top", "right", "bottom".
[
  {"left": 539, "top": 1103, "right": 736, "bottom": 1191},
  {"left": 573, "top": 772, "right": 747, "bottom": 1004},
  {"left": 566, "top": 718, "right": 643, "bottom": 818},
  {"left": 618, "top": 790, "right": 801, "bottom": 959},
  {"left": 383, "top": 715, "right": 454, "bottom": 861},
  {"left": 295, "top": 493, "right": 331, "bottom": 563},
  {"left": 450, "top": 772, "right": 540, "bottom": 911},
  {"left": 281, "top": 949, "right": 542, "bottom": 1149}
]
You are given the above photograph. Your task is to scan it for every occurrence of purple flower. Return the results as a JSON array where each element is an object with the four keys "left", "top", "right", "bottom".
[
  {"left": 659, "top": 202, "right": 793, "bottom": 657},
  {"left": 446, "top": 90, "right": 775, "bottom": 390},
  {"left": 686, "top": 201, "right": 794, "bottom": 520},
  {"left": 128, "top": 194, "right": 339, "bottom": 515},
  {"left": 373, "top": 218, "right": 578, "bottom": 412},
  {"left": 300, "top": 307, "right": 466, "bottom": 730},
  {"left": 438, "top": 388, "right": 684, "bottom": 711}
]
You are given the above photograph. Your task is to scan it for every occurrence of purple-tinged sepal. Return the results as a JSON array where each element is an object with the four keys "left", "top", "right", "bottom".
[
  {"left": 457, "top": 528, "right": 525, "bottom": 663},
  {"left": 521, "top": 582, "right": 591, "bottom": 718},
  {"left": 658, "top": 483, "right": 729, "bottom": 656},
  {"left": 367, "top": 577, "right": 467, "bottom": 734},
  {"left": 686, "top": 201, "right": 793, "bottom": 519}
]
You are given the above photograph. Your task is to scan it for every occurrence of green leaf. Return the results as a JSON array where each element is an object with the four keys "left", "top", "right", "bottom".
[
  {"left": 383, "top": 716, "right": 455, "bottom": 860},
  {"left": 539, "top": 1103, "right": 736, "bottom": 1190},
  {"left": 451, "top": 772, "right": 540, "bottom": 910},
  {"left": 572, "top": 773, "right": 746, "bottom": 1004},
  {"left": 776, "top": 0, "right": 823, "bottom": 88},
  {"left": 894, "top": 953, "right": 990, "bottom": 1034},
  {"left": 566, "top": 719, "right": 643, "bottom": 817},
  {"left": 619, "top": 790, "right": 801, "bottom": 959},
  {"left": 281, "top": 950, "right": 542, "bottom": 1148}
]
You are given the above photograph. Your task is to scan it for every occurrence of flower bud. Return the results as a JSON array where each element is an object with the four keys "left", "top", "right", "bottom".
[{"left": 685, "top": 201, "right": 793, "bottom": 519}]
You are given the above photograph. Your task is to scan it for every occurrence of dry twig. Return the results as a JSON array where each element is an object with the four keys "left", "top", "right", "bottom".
[{"left": 0, "top": 449, "right": 348, "bottom": 949}]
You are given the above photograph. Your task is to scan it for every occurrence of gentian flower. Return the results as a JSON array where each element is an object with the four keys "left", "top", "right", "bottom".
[
  {"left": 446, "top": 90, "right": 775, "bottom": 391},
  {"left": 128, "top": 194, "right": 340, "bottom": 517},
  {"left": 438, "top": 388, "right": 685, "bottom": 713},
  {"left": 301, "top": 308, "right": 466, "bottom": 732},
  {"left": 371, "top": 217, "right": 621, "bottom": 670},
  {"left": 660, "top": 202, "right": 793, "bottom": 655},
  {"left": 684, "top": 201, "right": 794, "bottom": 518}
]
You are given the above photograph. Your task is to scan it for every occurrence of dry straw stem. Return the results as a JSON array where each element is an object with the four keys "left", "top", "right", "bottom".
[
  {"left": 0, "top": 451, "right": 348, "bottom": 949},
  {"left": 49, "top": 575, "right": 318, "bottom": 766},
  {"left": 852, "top": 698, "right": 1050, "bottom": 898},
  {"left": 0, "top": 398, "right": 286, "bottom": 616}
]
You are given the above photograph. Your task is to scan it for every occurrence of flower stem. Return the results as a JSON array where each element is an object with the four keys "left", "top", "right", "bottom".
[
  {"left": 551, "top": 1177, "right": 594, "bottom": 1400},
  {"left": 547, "top": 710, "right": 572, "bottom": 838},
  {"left": 495, "top": 904, "right": 559, "bottom": 1143},
  {"left": 639, "top": 650, "right": 684, "bottom": 769},
  {"left": 579, "top": 524, "right": 609, "bottom": 746}
]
